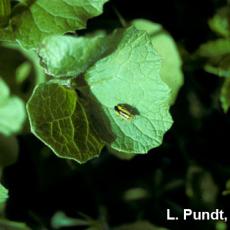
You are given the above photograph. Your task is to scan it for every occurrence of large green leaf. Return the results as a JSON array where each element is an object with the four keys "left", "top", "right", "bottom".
[
  {"left": 132, "top": 19, "right": 184, "bottom": 104},
  {"left": 27, "top": 82, "right": 104, "bottom": 163},
  {"left": 84, "top": 26, "right": 173, "bottom": 154},
  {"left": 0, "top": 78, "right": 26, "bottom": 136},
  {"left": 0, "top": 183, "right": 8, "bottom": 203},
  {"left": 9, "top": 0, "right": 108, "bottom": 48},
  {"left": 38, "top": 34, "right": 107, "bottom": 78},
  {"left": 209, "top": 6, "right": 230, "bottom": 38}
]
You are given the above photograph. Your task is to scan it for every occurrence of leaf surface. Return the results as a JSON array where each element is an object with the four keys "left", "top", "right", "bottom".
[
  {"left": 27, "top": 83, "right": 104, "bottom": 163},
  {"left": 132, "top": 19, "right": 183, "bottom": 104},
  {"left": 84, "top": 26, "right": 173, "bottom": 153},
  {"left": 10, "top": 0, "right": 108, "bottom": 48},
  {"left": 38, "top": 34, "right": 107, "bottom": 77}
]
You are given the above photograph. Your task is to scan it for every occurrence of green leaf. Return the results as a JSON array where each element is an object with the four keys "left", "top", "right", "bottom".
[
  {"left": 222, "top": 179, "right": 230, "bottom": 195},
  {"left": 198, "top": 39, "right": 230, "bottom": 58},
  {"left": 51, "top": 211, "right": 89, "bottom": 229},
  {"left": 51, "top": 211, "right": 106, "bottom": 230},
  {"left": 0, "top": 183, "right": 8, "bottom": 203},
  {"left": 123, "top": 187, "right": 149, "bottom": 201},
  {"left": 27, "top": 82, "right": 104, "bottom": 163},
  {"left": 216, "top": 221, "right": 228, "bottom": 230},
  {"left": 204, "top": 55, "right": 230, "bottom": 78},
  {"left": 186, "top": 165, "right": 218, "bottom": 208},
  {"left": 10, "top": 0, "right": 108, "bottom": 48},
  {"left": 0, "top": 78, "right": 26, "bottom": 136},
  {"left": 114, "top": 221, "right": 168, "bottom": 230},
  {"left": 132, "top": 19, "right": 184, "bottom": 104},
  {"left": 15, "top": 61, "right": 32, "bottom": 84},
  {"left": 220, "top": 78, "right": 230, "bottom": 113},
  {"left": 0, "top": 77, "right": 9, "bottom": 103},
  {"left": 84, "top": 26, "right": 173, "bottom": 154},
  {"left": 209, "top": 6, "right": 230, "bottom": 38},
  {"left": 38, "top": 34, "right": 107, "bottom": 78},
  {"left": 0, "top": 97, "right": 25, "bottom": 136},
  {"left": 197, "top": 39, "right": 230, "bottom": 77}
]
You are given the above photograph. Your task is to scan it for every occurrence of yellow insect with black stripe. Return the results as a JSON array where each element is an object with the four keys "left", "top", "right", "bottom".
[{"left": 114, "top": 104, "right": 139, "bottom": 121}]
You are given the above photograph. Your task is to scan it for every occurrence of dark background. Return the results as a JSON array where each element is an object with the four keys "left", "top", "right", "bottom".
[{"left": 3, "top": 0, "right": 230, "bottom": 229}]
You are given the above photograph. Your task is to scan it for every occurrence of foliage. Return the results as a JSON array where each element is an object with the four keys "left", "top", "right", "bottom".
[
  {"left": 0, "top": 183, "right": 8, "bottom": 203},
  {"left": 0, "top": 0, "right": 229, "bottom": 230},
  {"left": 197, "top": 4, "right": 230, "bottom": 112},
  {"left": 0, "top": 78, "right": 25, "bottom": 136},
  {"left": 0, "top": 0, "right": 182, "bottom": 163}
]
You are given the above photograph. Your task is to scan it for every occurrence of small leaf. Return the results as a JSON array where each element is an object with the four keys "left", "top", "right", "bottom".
[
  {"left": 27, "top": 82, "right": 104, "bottom": 163},
  {"left": 0, "top": 97, "right": 25, "bottom": 136},
  {"left": 132, "top": 19, "right": 184, "bottom": 104},
  {"left": 15, "top": 62, "right": 32, "bottom": 84},
  {"left": 204, "top": 55, "right": 230, "bottom": 78},
  {"left": 0, "top": 78, "right": 26, "bottom": 136},
  {"left": 186, "top": 165, "right": 218, "bottom": 209},
  {"left": 38, "top": 34, "right": 107, "bottom": 78},
  {"left": 220, "top": 78, "right": 230, "bottom": 113},
  {"left": 222, "top": 179, "right": 230, "bottom": 195},
  {"left": 0, "top": 183, "right": 8, "bottom": 203},
  {"left": 51, "top": 211, "right": 89, "bottom": 229},
  {"left": 198, "top": 39, "right": 230, "bottom": 58},
  {"left": 0, "top": 77, "right": 9, "bottom": 103},
  {"left": 10, "top": 0, "right": 109, "bottom": 48},
  {"left": 12, "top": 44, "right": 47, "bottom": 85},
  {"left": 123, "top": 187, "right": 149, "bottom": 201},
  {"left": 209, "top": 6, "right": 230, "bottom": 38},
  {"left": 84, "top": 26, "right": 173, "bottom": 154}
]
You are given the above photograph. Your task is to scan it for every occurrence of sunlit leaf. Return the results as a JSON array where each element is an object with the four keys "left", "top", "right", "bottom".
[
  {"left": 132, "top": 19, "right": 184, "bottom": 104},
  {"left": 84, "top": 26, "right": 173, "bottom": 154}
]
